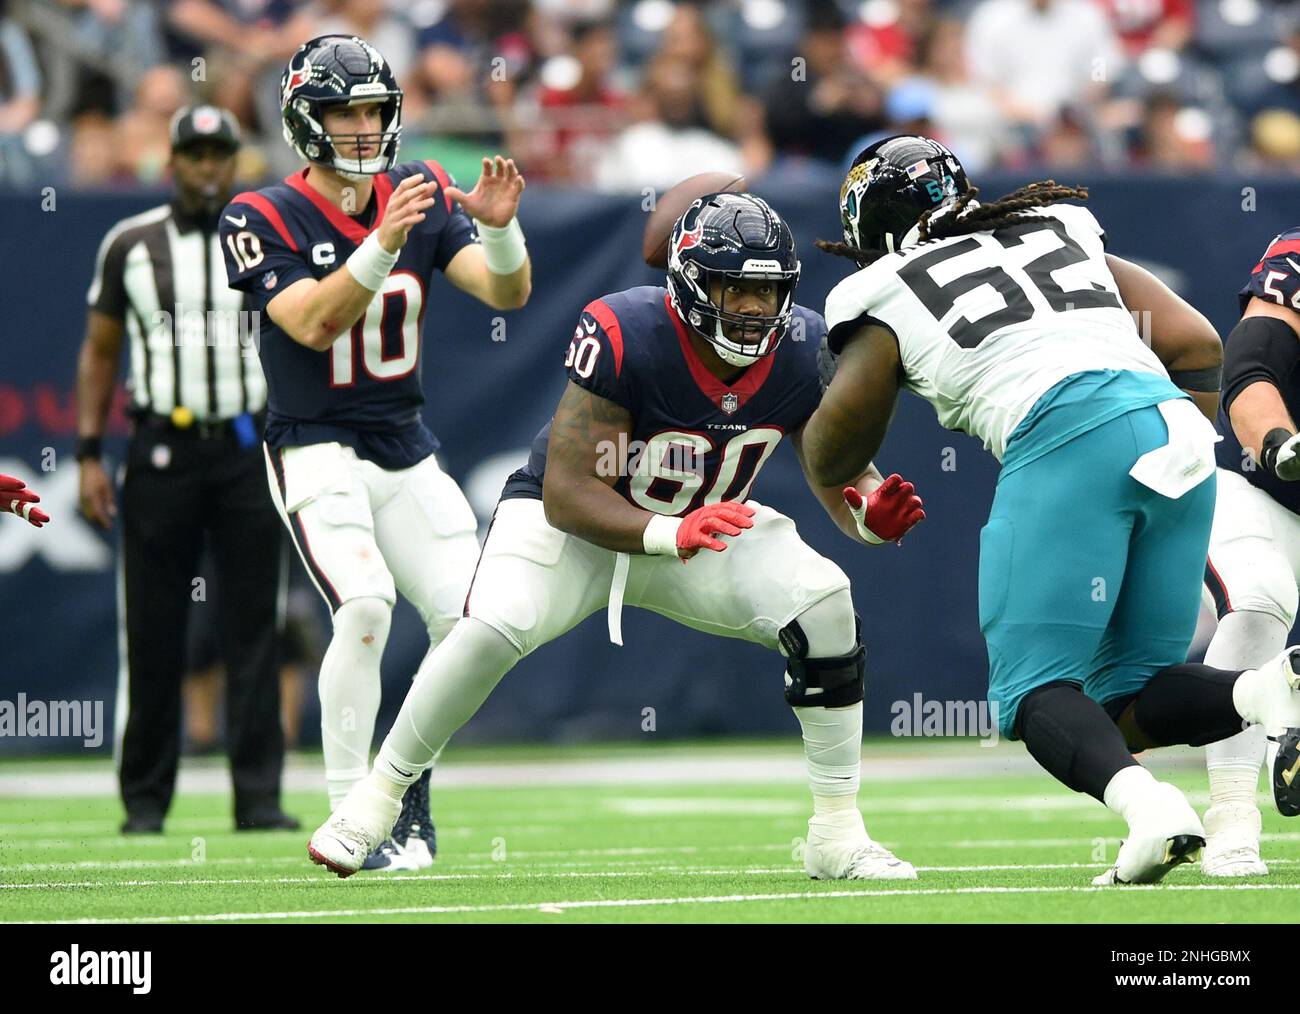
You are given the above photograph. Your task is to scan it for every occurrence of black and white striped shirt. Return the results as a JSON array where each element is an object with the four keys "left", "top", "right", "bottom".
[{"left": 87, "top": 201, "right": 267, "bottom": 421}]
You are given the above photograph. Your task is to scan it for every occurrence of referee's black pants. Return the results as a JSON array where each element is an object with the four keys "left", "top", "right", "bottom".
[{"left": 117, "top": 422, "right": 286, "bottom": 826}]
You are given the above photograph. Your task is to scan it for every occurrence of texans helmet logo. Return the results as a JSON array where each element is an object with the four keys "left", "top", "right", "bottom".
[
  {"left": 283, "top": 60, "right": 312, "bottom": 102},
  {"left": 674, "top": 223, "right": 703, "bottom": 257}
]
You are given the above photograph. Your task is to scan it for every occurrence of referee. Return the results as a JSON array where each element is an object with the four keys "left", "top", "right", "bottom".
[{"left": 75, "top": 105, "right": 297, "bottom": 834}]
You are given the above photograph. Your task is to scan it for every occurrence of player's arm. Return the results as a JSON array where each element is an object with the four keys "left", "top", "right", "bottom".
[
  {"left": 542, "top": 382, "right": 753, "bottom": 560},
  {"left": 441, "top": 156, "right": 531, "bottom": 311},
  {"left": 801, "top": 323, "right": 903, "bottom": 488},
  {"left": 1222, "top": 297, "right": 1300, "bottom": 479},
  {"left": 1106, "top": 254, "right": 1223, "bottom": 419},
  {"left": 257, "top": 174, "right": 436, "bottom": 351},
  {"left": 74, "top": 309, "right": 124, "bottom": 528},
  {"left": 791, "top": 432, "right": 924, "bottom": 546}
]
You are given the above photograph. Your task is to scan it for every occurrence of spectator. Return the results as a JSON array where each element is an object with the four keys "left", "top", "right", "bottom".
[
  {"left": 115, "top": 65, "right": 188, "bottom": 184},
  {"left": 848, "top": 0, "right": 936, "bottom": 86},
  {"left": 0, "top": 4, "right": 42, "bottom": 185},
  {"left": 965, "top": 0, "right": 1122, "bottom": 136},
  {"left": 1095, "top": 0, "right": 1194, "bottom": 57},
  {"left": 656, "top": 3, "right": 743, "bottom": 138},
  {"left": 414, "top": 0, "right": 535, "bottom": 115},
  {"left": 527, "top": 17, "right": 627, "bottom": 182},
  {"left": 593, "top": 53, "right": 745, "bottom": 191},
  {"left": 763, "top": 1, "right": 886, "bottom": 166},
  {"left": 1135, "top": 93, "right": 1216, "bottom": 169}
]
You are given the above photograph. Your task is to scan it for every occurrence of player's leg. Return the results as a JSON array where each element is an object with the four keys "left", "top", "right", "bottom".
[
  {"left": 366, "top": 453, "right": 482, "bottom": 865},
  {"left": 628, "top": 504, "right": 913, "bottom": 880},
  {"left": 265, "top": 444, "right": 403, "bottom": 802},
  {"left": 308, "top": 497, "right": 615, "bottom": 876},
  {"left": 1199, "top": 470, "right": 1299, "bottom": 875}
]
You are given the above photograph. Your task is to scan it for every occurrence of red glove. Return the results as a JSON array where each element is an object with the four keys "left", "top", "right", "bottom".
[
  {"left": 0, "top": 474, "right": 48, "bottom": 528},
  {"left": 844, "top": 474, "right": 923, "bottom": 545},
  {"left": 675, "top": 501, "right": 755, "bottom": 559}
]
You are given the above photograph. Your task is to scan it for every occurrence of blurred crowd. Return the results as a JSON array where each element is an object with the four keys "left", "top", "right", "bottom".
[{"left": 1, "top": 0, "right": 1299, "bottom": 190}]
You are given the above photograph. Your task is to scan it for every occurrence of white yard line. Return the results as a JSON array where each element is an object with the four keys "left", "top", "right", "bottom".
[{"left": 18, "top": 881, "right": 1300, "bottom": 924}]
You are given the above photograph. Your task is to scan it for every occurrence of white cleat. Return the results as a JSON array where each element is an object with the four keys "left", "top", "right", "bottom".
[
  {"left": 1202, "top": 804, "right": 1268, "bottom": 878},
  {"left": 399, "top": 838, "right": 435, "bottom": 870},
  {"left": 804, "top": 814, "right": 917, "bottom": 881},
  {"left": 308, "top": 782, "right": 403, "bottom": 879},
  {"left": 1241, "top": 647, "right": 1300, "bottom": 739},
  {"left": 1092, "top": 782, "right": 1205, "bottom": 886}
]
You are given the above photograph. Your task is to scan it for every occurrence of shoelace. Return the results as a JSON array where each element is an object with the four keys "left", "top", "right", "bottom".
[{"left": 847, "top": 840, "right": 903, "bottom": 870}]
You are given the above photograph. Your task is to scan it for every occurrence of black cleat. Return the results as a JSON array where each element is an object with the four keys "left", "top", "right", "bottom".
[
  {"left": 359, "top": 837, "right": 419, "bottom": 872},
  {"left": 1272, "top": 727, "right": 1300, "bottom": 817},
  {"left": 120, "top": 815, "right": 164, "bottom": 835},
  {"left": 392, "top": 769, "right": 436, "bottom": 868}
]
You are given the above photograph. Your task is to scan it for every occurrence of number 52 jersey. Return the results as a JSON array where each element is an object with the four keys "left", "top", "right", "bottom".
[
  {"left": 824, "top": 204, "right": 1170, "bottom": 460},
  {"left": 502, "top": 286, "right": 827, "bottom": 515},
  {"left": 219, "top": 161, "right": 478, "bottom": 470}
]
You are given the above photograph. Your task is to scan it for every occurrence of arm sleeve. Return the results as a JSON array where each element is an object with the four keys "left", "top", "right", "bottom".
[
  {"left": 218, "top": 198, "right": 315, "bottom": 308},
  {"left": 86, "top": 228, "right": 131, "bottom": 321},
  {"left": 566, "top": 299, "right": 634, "bottom": 409}
]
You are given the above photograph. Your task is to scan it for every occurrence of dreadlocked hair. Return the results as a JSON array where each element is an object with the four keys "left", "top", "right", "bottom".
[
  {"left": 815, "top": 180, "right": 1090, "bottom": 264},
  {"left": 918, "top": 180, "right": 1090, "bottom": 241}
]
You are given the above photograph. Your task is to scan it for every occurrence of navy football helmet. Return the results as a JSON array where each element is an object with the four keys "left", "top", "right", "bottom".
[
  {"left": 667, "top": 193, "right": 801, "bottom": 367},
  {"left": 838, "top": 135, "right": 970, "bottom": 263},
  {"left": 280, "top": 35, "right": 402, "bottom": 179}
]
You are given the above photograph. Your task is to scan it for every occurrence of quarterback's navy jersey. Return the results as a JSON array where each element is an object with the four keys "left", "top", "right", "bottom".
[
  {"left": 1216, "top": 227, "right": 1300, "bottom": 514},
  {"left": 220, "top": 160, "right": 478, "bottom": 469},
  {"left": 501, "top": 286, "right": 826, "bottom": 515}
]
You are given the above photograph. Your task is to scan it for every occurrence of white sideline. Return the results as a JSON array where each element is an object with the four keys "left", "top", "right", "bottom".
[{"left": 20, "top": 882, "right": 1300, "bottom": 924}]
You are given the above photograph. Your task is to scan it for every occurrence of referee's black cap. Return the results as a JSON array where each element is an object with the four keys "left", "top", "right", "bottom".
[{"left": 170, "top": 105, "right": 241, "bottom": 154}]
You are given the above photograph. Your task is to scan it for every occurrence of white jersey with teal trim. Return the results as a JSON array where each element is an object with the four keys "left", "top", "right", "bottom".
[{"left": 824, "top": 203, "right": 1170, "bottom": 460}]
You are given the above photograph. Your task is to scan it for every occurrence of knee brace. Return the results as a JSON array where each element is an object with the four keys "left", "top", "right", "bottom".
[{"left": 779, "top": 613, "right": 866, "bottom": 708}]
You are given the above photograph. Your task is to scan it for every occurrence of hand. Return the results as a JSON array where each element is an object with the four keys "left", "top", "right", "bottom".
[
  {"left": 1263, "top": 429, "right": 1300, "bottom": 481},
  {"left": 445, "top": 156, "right": 525, "bottom": 228},
  {"left": 79, "top": 460, "right": 116, "bottom": 529},
  {"left": 844, "top": 474, "right": 924, "bottom": 545},
  {"left": 0, "top": 474, "right": 49, "bottom": 528},
  {"left": 676, "top": 501, "right": 755, "bottom": 561},
  {"left": 376, "top": 173, "right": 438, "bottom": 254}
]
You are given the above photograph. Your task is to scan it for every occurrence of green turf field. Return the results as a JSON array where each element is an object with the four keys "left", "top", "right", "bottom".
[{"left": 2, "top": 738, "right": 1298, "bottom": 923}]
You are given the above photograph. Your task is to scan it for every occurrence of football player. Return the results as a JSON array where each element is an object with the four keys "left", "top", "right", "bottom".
[
  {"left": 805, "top": 134, "right": 1300, "bottom": 886},
  {"left": 1198, "top": 227, "right": 1300, "bottom": 877},
  {"left": 219, "top": 35, "right": 532, "bottom": 871},
  {"left": 307, "top": 193, "right": 926, "bottom": 879}
]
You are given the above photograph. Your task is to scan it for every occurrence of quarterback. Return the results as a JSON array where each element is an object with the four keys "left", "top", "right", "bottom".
[
  {"left": 308, "top": 193, "right": 926, "bottom": 880},
  {"left": 219, "top": 35, "right": 531, "bottom": 870},
  {"left": 806, "top": 134, "right": 1300, "bottom": 886}
]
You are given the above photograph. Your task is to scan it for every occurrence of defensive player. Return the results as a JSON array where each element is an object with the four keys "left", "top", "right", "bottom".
[
  {"left": 219, "top": 35, "right": 531, "bottom": 870},
  {"left": 1198, "top": 227, "right": 1300, "bottom": 877},
  {"left": 308, "top": 193, "right": 927, "bottom": 880},
  {"left": 805, "top": 134, "right": 1300, "bottom": 886}
]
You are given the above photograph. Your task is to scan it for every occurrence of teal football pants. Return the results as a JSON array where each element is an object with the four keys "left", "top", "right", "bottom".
[{"left": 981, "top": 403, "right": 1217, "bottom": 739}]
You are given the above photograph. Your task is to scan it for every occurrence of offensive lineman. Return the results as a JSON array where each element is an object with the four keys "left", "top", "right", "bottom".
[
  {"left": 1198, "top": 227, "right": 1300, "bottom": 877},
  {"left": 806, "top": 134, "right": 1300, "bottom": 886},
  {"left": 219, "top": 35, "right": 531, "bottom": 870},
  {"left": 308, "top": 193, "right": 927, "bottom": 880}
]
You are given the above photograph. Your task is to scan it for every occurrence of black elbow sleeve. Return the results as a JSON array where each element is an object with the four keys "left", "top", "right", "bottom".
[{"left": 1221, "top": 315, "right": 1300, "bottom": 412}]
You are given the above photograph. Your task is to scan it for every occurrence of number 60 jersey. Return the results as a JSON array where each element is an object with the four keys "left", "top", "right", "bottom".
[
  {"left": 824, "top": 204, "right": 1169, "bottom": 461},
  {"left": 502, "top": 286, "right": 826, "bottom": 516},
  {"left": 219, "top": 161, "right": 478, "bottom": 470}
]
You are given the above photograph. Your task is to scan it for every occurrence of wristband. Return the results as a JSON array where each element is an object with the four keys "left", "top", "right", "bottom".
[
  {"left": 346, "top": 231, "right": 400, "bottom": 291},
  {"left": 1261, "top": 427, "right": 1294, "bottom": 476},
  {"left": 642, "top": 514, "right": 680, "bottom": 556},
  {"left": 75, "top": 436, "right": 103, "bottom": 462},
  {"left": 478, "top": 218, "right": 527, "bottom": 275}
]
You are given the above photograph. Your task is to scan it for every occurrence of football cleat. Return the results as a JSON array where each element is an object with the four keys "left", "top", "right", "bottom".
[
  {"left": 1271, "top": 726, "right": 1300, "bottom": 817},
  {"left": 1092, "top": 782, "right": 1204, "bottom": 885},
  {"left": 804, "top": 813, "right": 917, "bottom": 881},
  {"left": 391, "top": 769, "right": 436, "bottom": 869},
  {"left": 1201, "top": 803, "right": 1268, "bottom": 877},
  {"left": 360, "top": 837, "right": 420, "bottom": 873},
  {"left": 308, "top": 781, "right": 403, "bottom": 878},
  {"left": 1242, "top": 646, "right": 1300, "bottom": 739}
]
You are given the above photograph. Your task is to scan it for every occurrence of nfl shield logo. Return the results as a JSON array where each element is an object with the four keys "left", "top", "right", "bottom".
[{"left": 721, "top": 392, "right": 739, "bottom": 415}]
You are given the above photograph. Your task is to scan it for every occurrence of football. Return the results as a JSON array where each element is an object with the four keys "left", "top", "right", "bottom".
[{"left": 642, "top": 170, "right": 748, "bottom": 268}]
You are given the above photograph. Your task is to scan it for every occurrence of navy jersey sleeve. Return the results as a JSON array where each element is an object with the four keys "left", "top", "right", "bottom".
[
  {"left": 1242, "top": 230, "right": 1300, "bottom": 313},
  {"left": 565, "top": 298, "right": 634, "bottom": 409},
  {"left": 791, "top": 308, "right": 829, "bottom": 430},
  {"left": 86, "top": 225, "right": 131, "bottom": 321},
  {"left": 414, "top": 160, "right": 480, "bottom": 272},
  {"left": 219, "top": 192, "right": 315, "bottom": 307}
]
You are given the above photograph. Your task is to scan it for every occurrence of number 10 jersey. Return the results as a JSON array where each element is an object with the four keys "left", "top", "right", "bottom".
[
  {"left": 219, "top": 161, "right": 479, "bottom": 470},
  {"left": 824, "top": 204, "right": 1168, "bottom": 461}
]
